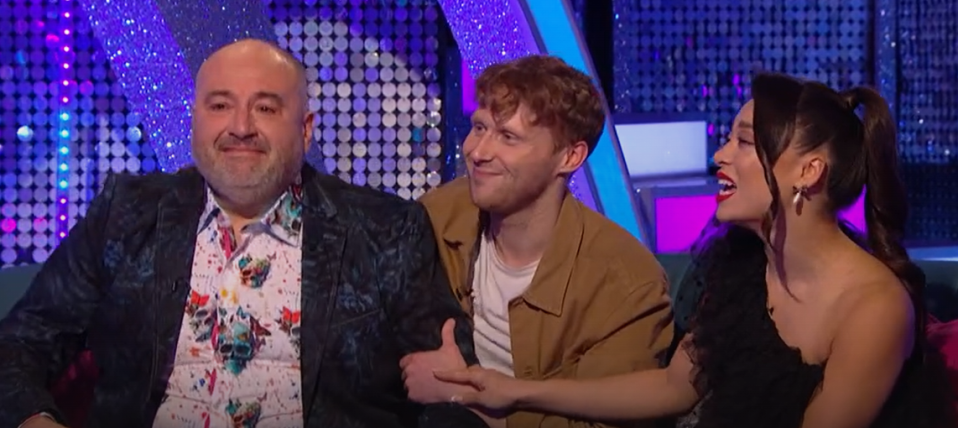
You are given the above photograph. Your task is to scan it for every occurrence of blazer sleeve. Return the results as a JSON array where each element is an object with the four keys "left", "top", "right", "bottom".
[
  {"left": 0, "top": 174, "right": 118, "bottom": 427},
  {"left": 557, "top": 278, "right": 674, "bottom": 428},
  {"left": 382, "top": 202, "right": 488, "bottom": 428}
]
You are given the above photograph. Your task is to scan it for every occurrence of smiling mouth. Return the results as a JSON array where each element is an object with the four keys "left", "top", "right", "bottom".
[
  {"left": 471, "top": 168, "right": 501, "bottom": 177},
  {"left": 718, "top": 179, "right": 736, "bottom": 195},
  {"left": 221, "top": 147, "right": 265, "bottom": 154},
  {"left": 716, "top": 172, "right": 737, "bottom": 198}
]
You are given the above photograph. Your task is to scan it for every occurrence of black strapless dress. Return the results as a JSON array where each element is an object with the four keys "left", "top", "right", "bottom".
[{"left": 676, "top": 270, "right": 956, "bottom": 428}]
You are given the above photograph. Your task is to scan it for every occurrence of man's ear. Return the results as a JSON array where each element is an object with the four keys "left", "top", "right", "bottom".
[
  {"left": 557, "top": 141, "right": 588, "bottom": 175},
  {"left": 302, "top": 111, "right": 315, "bottom": 152}
]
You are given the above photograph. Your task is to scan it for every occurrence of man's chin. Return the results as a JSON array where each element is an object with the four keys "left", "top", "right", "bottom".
[
  {"left": 470, "top": 197, "right": 515, "bottom": 216},
  {"left": 469, "top": 192, "right": 499, "bottom": 212},
  {"left": 205, "top": 172, "right": 276, "bottom": 199}
]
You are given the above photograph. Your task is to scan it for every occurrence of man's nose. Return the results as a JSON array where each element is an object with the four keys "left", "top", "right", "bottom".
[
  {"left": 227, "top": 110, "right": 257, "bottom": 140},
  {"left": 466, "top": 134, "right": 494, "bottom": 163}
]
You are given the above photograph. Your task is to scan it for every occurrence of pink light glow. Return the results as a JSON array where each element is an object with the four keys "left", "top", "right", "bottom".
[
  {"left": 654, "top": 190, "right": 867, "bottom": 253},
  {"left": 655, "top": 195, "right": 717, "bottom": 254}
]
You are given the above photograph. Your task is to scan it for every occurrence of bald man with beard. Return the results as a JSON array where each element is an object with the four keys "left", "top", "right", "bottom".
[{"left": 0, "top": 39, "right": 486, "bottom": 428}]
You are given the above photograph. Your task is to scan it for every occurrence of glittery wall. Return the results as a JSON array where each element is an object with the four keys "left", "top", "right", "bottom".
[
  {"left": 612, "top": 0, "right": 957, "bottom": 242},
  {"left": 266, "top": 0, "right": 447, "bottom": 200},
  {"left": 438, "top": 23, "right": 469, "bottom": 182},
  {"left": 894, "top": 0, "right": 958, "bottom": 242},
  {"left": 154, "top": 0, "right": 274, "bottom": 77},
  {"left": 1, "top": 1, "right": 159, "bottom": 267},
  {"left": 0, "top": 1, "right": 448, "bottom": 268},
  {"left": 436, "top": 0, "right": 537, "bottom": 79},
  {"left": 613, "top": 0, "right": 872, "bottom": 153},
  {"left": 79, "top": 0, "right": 196, "bottom": 172}
]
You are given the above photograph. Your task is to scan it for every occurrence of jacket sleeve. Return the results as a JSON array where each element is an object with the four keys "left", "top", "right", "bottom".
[
  {"left": 382, "top": 202, "right": 488, "bottom": 428},
  {"left": 539, "top": 277, "right": 674, "bottom": 428},
  {"left": 0, "top": 174, "right": 118, "bottom": 427}
]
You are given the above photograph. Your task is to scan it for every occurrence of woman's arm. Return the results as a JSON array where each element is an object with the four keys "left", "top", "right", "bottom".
[
  {"left": 517, "top": 341, "right": 699, "bottom": 420},
  {"left": 438, "top": 338, "right": 701, "bottom": 421}
]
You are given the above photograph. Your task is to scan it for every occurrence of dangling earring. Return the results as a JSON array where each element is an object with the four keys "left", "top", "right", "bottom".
[{"left": 791, "top": 185, "right": 809, "bottom": 205}]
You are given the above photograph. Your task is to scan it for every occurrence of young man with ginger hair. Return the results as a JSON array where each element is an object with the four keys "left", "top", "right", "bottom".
[{"left": 401, "top": 55, "right": 674, "bottom": 428}]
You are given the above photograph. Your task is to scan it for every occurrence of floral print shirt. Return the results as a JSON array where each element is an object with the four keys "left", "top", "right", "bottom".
[{"left": 153, "top": 183, "right": 304, "bottom": 428}]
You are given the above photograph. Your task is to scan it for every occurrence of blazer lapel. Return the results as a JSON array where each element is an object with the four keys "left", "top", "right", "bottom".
[
  {"left": 146, "top": 169, "right": 206, "bottom": 411},
  {"left": 299, "top": 166, "right": 348, "bottom": 422}
]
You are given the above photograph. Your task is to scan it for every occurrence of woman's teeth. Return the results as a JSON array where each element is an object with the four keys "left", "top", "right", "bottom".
[{"left": 718, "top": 179, "right": 736, "bottom": 194}]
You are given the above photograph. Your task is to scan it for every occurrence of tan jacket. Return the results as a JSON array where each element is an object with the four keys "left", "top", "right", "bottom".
[{"left": 419, "top": 178, "right": 674, "bottom": 428}]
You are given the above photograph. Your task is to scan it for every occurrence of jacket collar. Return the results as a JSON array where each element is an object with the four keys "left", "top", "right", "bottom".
[{"left": 438, "top": 183, "right": 585, "bottom": 317}]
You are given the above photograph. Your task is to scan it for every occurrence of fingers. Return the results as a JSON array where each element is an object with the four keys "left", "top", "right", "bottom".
[
  {"left": 449, "top": 391, "right": 480, "bottom": 406},
  {"left": 440, "top": 318, "right": 457, "bottom": 349},
  {"left": 433, "top": 368, "right": 476, "bottom": 385}
]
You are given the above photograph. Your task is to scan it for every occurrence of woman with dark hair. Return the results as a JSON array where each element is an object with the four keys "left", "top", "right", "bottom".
[{"left": 428, "top": 73, "right": 957, "bottom": 428}]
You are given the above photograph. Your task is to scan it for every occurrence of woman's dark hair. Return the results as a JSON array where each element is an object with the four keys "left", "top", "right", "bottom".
[
  {"left": 748, "top": 73, "right": 922, "bottom": 309},
  {"left": 689, "top": 73, "right": 923, "bottom": 313}
]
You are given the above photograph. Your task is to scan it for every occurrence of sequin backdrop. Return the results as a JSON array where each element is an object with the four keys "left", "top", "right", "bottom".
[
  {"left": 613, "top": 0, "right": 871, "bottom": 146},
  {"left": 894, "top": 0, "right": 958, "bottom": 242},
  {"left": 4, "top": 1, "right": 956, "bottom": 269},
  {"left": 612, "top": 0, "right": 958, "bottom": 242},
  {"left": 0, "top": 0, "right": 157, "bottom": 266},
  {"left": 0, "top": 0, "right": 448, "bottom": 267},
  {"left": 266, "top": 0, "right": 447, "bottom": 200}
]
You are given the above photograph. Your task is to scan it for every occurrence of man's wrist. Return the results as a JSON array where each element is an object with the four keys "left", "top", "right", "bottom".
[{"left": 511, "top": 379, "right": 540, "bottom": 410}]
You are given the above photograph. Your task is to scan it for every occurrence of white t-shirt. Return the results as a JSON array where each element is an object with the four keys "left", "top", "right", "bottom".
[{"left": 471, "top": 233, "right": 538, "bottom": 375}]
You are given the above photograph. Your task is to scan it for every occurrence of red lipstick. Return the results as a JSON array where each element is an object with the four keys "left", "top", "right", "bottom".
[{"left": 715, "top": 171, "right": 736, "bottom": 203}]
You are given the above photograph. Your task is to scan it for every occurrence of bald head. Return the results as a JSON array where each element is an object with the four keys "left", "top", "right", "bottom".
[
  {"left": 190, "top": 38, "right": 315, "bottom": 220},
  {"left": 196, "top": 38, "right": 307, "bottom": 110}
]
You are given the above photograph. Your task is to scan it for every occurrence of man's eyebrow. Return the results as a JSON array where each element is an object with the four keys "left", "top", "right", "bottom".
[
  {"left": 252, "top": 91, "right": 284, "bottom": 102},
  {"left": 201, "top": 90, "right": 286, "bottom": 105}
]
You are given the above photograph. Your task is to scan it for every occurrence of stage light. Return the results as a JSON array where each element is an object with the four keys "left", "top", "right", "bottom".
[{"left": 55, "top": 0, "right": 74, "bottom": 246}]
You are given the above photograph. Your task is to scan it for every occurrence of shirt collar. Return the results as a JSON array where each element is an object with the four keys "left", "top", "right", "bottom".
[{"left": 198, "top": 180, "right": 304, "bottom": 247}]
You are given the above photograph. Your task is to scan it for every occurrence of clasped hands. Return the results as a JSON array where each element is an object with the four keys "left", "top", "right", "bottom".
[{"left": 399, "top": 318, "right": 522, "bottom": 411}]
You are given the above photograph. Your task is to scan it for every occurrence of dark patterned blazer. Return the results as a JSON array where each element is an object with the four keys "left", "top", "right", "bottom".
[{"left": 0, "top": 165, "right": 487, "bottom": 428}]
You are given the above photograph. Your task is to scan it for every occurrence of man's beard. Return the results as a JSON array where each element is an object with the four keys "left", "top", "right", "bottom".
[{"left": 199, "top": 155, "right": 295, "bottom": 216}]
